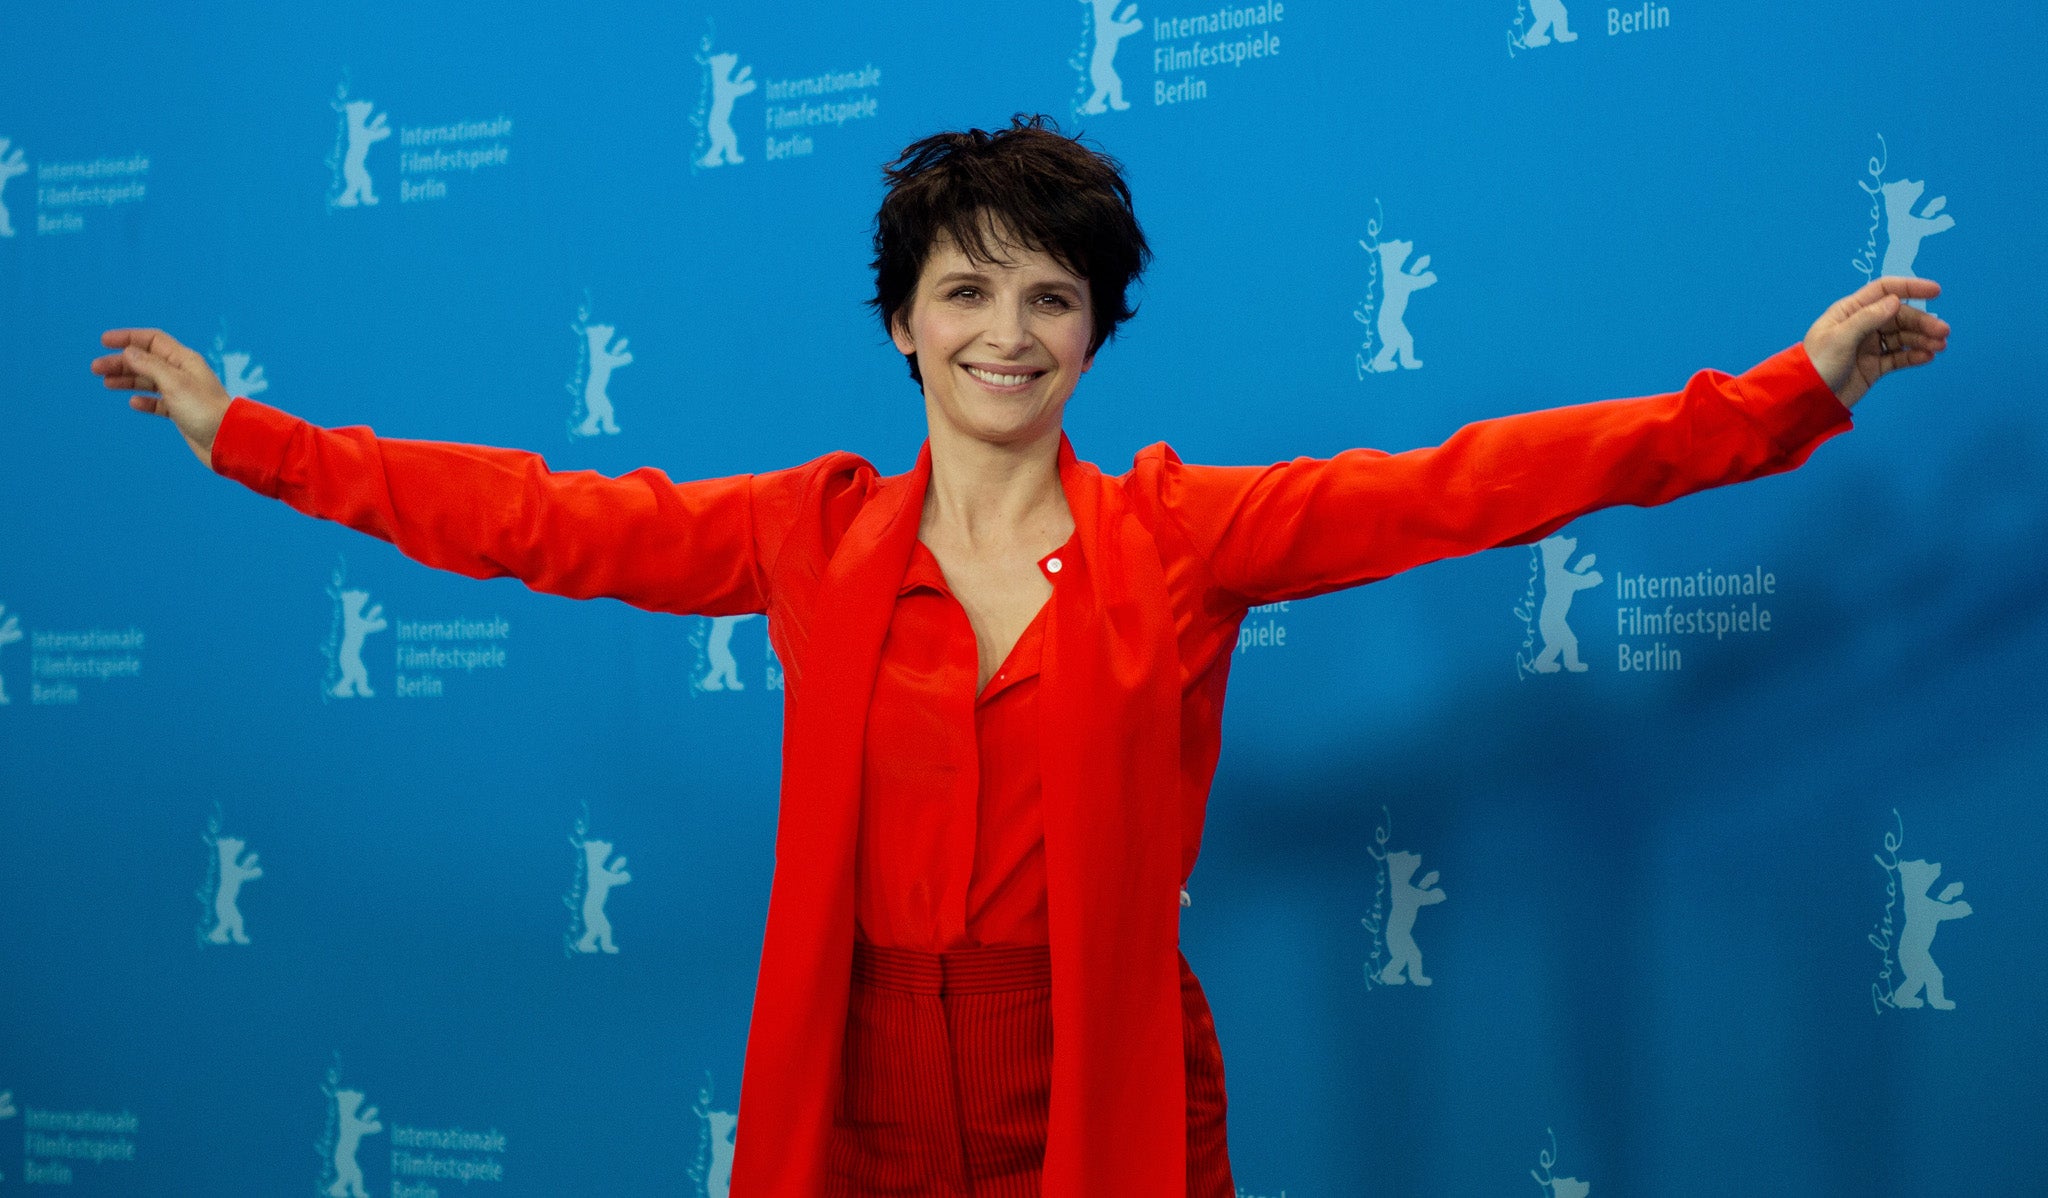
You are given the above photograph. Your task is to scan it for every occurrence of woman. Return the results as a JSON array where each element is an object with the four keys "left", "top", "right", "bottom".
[{"left": 92, "top": 117, "right": 1946, "bottom": 1197}]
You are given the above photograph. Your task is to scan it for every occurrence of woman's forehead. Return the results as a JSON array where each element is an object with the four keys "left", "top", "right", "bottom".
[{"left": 922, "top": 235, "right": 1084, "bottom": 285}]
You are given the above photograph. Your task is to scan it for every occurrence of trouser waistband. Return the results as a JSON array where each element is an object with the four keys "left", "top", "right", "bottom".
[{"left": 851, "top": 940, "right": 1052, "bottom": 995}]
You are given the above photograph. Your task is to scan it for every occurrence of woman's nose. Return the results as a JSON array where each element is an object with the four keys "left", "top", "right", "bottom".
[{"left": 983, "top": 298, "right": 1033, "bottom": 352}]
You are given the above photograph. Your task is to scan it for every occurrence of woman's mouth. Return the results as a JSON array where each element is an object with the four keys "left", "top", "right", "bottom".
[{"left": 962, "top": 364, "right": 1045, "bottom": 390}]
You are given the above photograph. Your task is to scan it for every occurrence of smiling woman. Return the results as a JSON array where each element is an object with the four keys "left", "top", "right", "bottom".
[
  {"left": 90, "top": 113, "right": 1946, "bottom": 1198},
  {"left": 892, "top": 242, "right": 1096, "bottom": 454},
  {"left": 869, "top": 120, "right": 1149, "bottom": 384}
]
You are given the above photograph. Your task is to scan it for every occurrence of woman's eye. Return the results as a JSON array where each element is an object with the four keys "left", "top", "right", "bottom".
[
  {"left": 1035, "top": 294, "right": 1075, "bottom": 310},
  {"left": 948, "top": 287, "right": 981, "bottom": 301}
]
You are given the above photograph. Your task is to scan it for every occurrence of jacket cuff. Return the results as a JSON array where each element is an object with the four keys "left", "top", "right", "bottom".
[
  {"left": 1735, "top": 343, "right": 1853, "bottom": 453},
  {"left": 210, "top": 396, "right": 305, "bottom": 498}
]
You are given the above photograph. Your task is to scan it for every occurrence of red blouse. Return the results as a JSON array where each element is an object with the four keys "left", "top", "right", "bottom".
[{"left": 857, "top": 537, "right": 1073, "bottom": 952}]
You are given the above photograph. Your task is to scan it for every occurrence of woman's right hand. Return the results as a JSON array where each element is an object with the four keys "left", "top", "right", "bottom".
[{"left": 90, "top": 328, "right": 234, "bottom": 468}]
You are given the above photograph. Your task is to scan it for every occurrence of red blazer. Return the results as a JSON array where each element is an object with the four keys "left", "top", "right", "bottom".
[{"left": 211, "top": 346, "right": 1848, "bottom": 1197}]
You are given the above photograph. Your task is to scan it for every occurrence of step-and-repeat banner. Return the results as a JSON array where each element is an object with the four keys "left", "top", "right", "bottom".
[{"left": 3, "top": 2, "right": 2043, "bottom": 1194}]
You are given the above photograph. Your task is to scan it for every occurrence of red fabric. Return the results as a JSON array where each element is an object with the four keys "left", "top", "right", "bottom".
[
  {"left": 857, "top": 538, "right": 1067, "bottom": 952},
  {"left": 827, "top": 943, "right": 1232, "bottom": 1198},
  {"left": 209, "top": 346, "right": 1850, "bottom": 1197}
]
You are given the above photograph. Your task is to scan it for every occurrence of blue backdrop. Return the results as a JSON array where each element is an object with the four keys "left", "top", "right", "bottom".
[{"left": 3, "top": 2, "right": 2043, "bottom": 1194}]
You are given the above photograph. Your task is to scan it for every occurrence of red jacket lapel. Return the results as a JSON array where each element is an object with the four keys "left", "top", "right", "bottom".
[
  {"left": 733, "top": 446, "right": 929, "bottom": 1195},
  {"left": 1042, "top": 439, "right": 1187, "bottom": 1196}
]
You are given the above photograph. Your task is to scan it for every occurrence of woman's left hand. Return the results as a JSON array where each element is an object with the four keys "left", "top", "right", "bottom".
[{"left": 1803, "top": 277, "right": 1951, "bottom": 410}]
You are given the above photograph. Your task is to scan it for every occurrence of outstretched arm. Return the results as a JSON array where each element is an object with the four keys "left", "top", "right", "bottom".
[
  {"left": 1149, "top": 279, "right": 1949, "bottom": 607},
  {"left": 90, "top": 327, "right": 818, "bottom": 616}
]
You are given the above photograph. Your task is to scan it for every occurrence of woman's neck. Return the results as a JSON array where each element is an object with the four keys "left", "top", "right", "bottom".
[{"left": 920, "top": 421, "right": 1070, "bottom": 552}]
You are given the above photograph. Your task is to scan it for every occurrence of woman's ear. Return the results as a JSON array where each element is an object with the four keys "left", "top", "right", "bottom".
[{"left": 888, "top": 305, "right": 916, "bottom": 357}]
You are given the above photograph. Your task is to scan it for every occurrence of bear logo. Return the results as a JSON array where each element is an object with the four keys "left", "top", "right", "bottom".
[
  {"left": 327, "top": 1089, "right": 382, "bottom": 1198},
  {"left": 1365, "top": 239, "right": 1437, "bottom": 373},
  {"left": 573, "top": 838, "right": 632, "bottom": 954},
  {"left": 1376, "top": 849, "right": 1446, "bottom": 986},
  {"left": 1078, "top": 0, "right": 1143, "bottom": 115},
  {"left": 332, "top": 98, "right": 390, "bottom": 209},
  {"left": 1517, "top": 0, "right": 1579, "bottom": 48},
  {"left": 219, "top": 351, "right": 269, "bottom": 398},
  {"left": 1892, "top": 858, "right": 1971, "bottom": 1010},
  {"left": 1532, "top": 1129, "right": 1590, "bottom": 1197},
  {"left": 689, "top": 1075, "right": 739, "bottom": 1198},
  {"left": 207, "top": 836, "right": 263, "bottom": 945},
  {"left": 699, "top": 52, "right": 756, "bottom": 168},
  {"left": 1879, "top": 179, "right": 1954, "bottom": 311},
  {"left": 0, "top": 1089, "right": 16, "bottom": 1118},
  {"left": 704, "top": 1109, "right": 737, "bottom": 1198},
  {"left": 698, "top": 613, "right": 761, "bottom": 692},
  {"left": 1531, "top": 535, "right": 1601, "bottom": 673},
  {"left": 0, "top": 138, "right": 29, "bottom": 238},
  {"left": 330, "top": 588, "right": 387, "bottom": 699},
  {"left": 572, "top": 323, "right": 634, "bottom": 437}
]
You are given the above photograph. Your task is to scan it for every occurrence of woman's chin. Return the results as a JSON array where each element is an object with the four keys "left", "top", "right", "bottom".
[{"left": 929, "top": 398, "right": 1065, "bottom": 448}]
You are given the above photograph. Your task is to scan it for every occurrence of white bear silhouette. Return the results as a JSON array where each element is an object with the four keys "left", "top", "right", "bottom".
[
  {"left": 1376, "top": 849, "right": 1446, "bottom": 986},
  {"left": 575, "top": 839, "right": 631, "bottom": 954},
  {"left": 334, "top": 99, "right": 390, "bottom": 208},
  {"left": 0, "top": 604, "right": 22, "bottom": 704},
  {"left": 1879, "top": 179, "right": 1953, "bottom": 311},
  {"left": 1079, "top": 0, "right": 1143, "bottom": 115},
  {"left": 1892, "top": 858, "right": 1971, "bottom": 1010},
  {"left": 1520, "top": 0, "right": 1578, "bottom": 47},
  {"left": 1548, "top": 1178, "right": 1591, "bottom": 1198},
  {"left": 208, "top": 836, "right": 263, "bottom": 945},
  {"left": 574, "top": 324, "right": 633, "bottom": 437},
  {"left": 328, "top": 1089, "right": 382, "bottom": 1198},
  {"left": 220, "top": 351, "right": 269, "bottom": 398},
  {"left": 1367, "top": 240, "right": 1437, "bottom": 372},
  {"left": 0, "top": 139, "right": 29, "bottom": 238},
  {"left": 700, "top": 53, "right": 756, "bottom": 168},
  {"left": 705, "top": 1109, "right": 738, "bottom": 1198},
  {"left": 700, "top": 613, "right": 760, "bottom": 691},
  {"left": 331, "top": 588, "right": 387, "bottom": 699},
  {"left": 1531, "top": 536, "right": 1601, "bottom": 673},
  {"left": 0, "top": 1089, "right": 16, "bottom": 1118}
]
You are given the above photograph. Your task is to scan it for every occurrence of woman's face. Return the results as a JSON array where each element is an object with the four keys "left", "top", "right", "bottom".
[{"left": 891, "top": 232, "right": 1095, "bottom": 450}]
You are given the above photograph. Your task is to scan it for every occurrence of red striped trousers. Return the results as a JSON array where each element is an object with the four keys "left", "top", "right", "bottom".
[{"left": 825, "top": 941, "right": 1234, "bottom": 1197}]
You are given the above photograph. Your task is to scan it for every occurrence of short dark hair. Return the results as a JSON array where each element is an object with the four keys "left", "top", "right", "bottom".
[{"left": 869, "top": 115, "right": 1151, "bottom": 382}]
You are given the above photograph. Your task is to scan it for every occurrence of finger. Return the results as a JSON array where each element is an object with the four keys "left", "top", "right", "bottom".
[
  {"left": 100, "top": 327, "right": 176, "bottom": 351},
  {"left": 1880, "top": 345, "right": 1938, "bottom": 372},
  {"left": 121, "top": 343, "right": 183, "bottom": 378},
  {"left": 1871, "top": 329, "right": 1943, "bottom": 359},
  {"left": 1870, "top": 329, "right": 1941, "bottom": 374},
  {"left": 89, "top": 351, "right": 143, "bottom": 376},
  {"left": 108, "top": 328, "right": 218, "bottom": 378},
  {"left": 93, "top": 351, "right": 157, "bottom": 386},
  {"left": 1891, "top": 305, "right": 1951, "bottom": 339},
  {"left": 1883, "top": 329, "right": 1946, "bottom": 353},
  {"left": 1873, "top": 275, "right": 1941, "bottom": 303},
  {"left": 1841, "top": 292, "right": 1902, "bottom": 345},
  {"left": 117, "top": 345, "right": 182, "bottom": 393}
]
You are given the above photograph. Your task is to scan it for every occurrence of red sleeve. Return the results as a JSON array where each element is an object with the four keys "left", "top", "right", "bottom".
[
  {"left": 209, "top": 396, "right": 834, "bottom": 616},
  {"left": 1142, "top": 344, "right": 1852, "bottom": 607}
]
